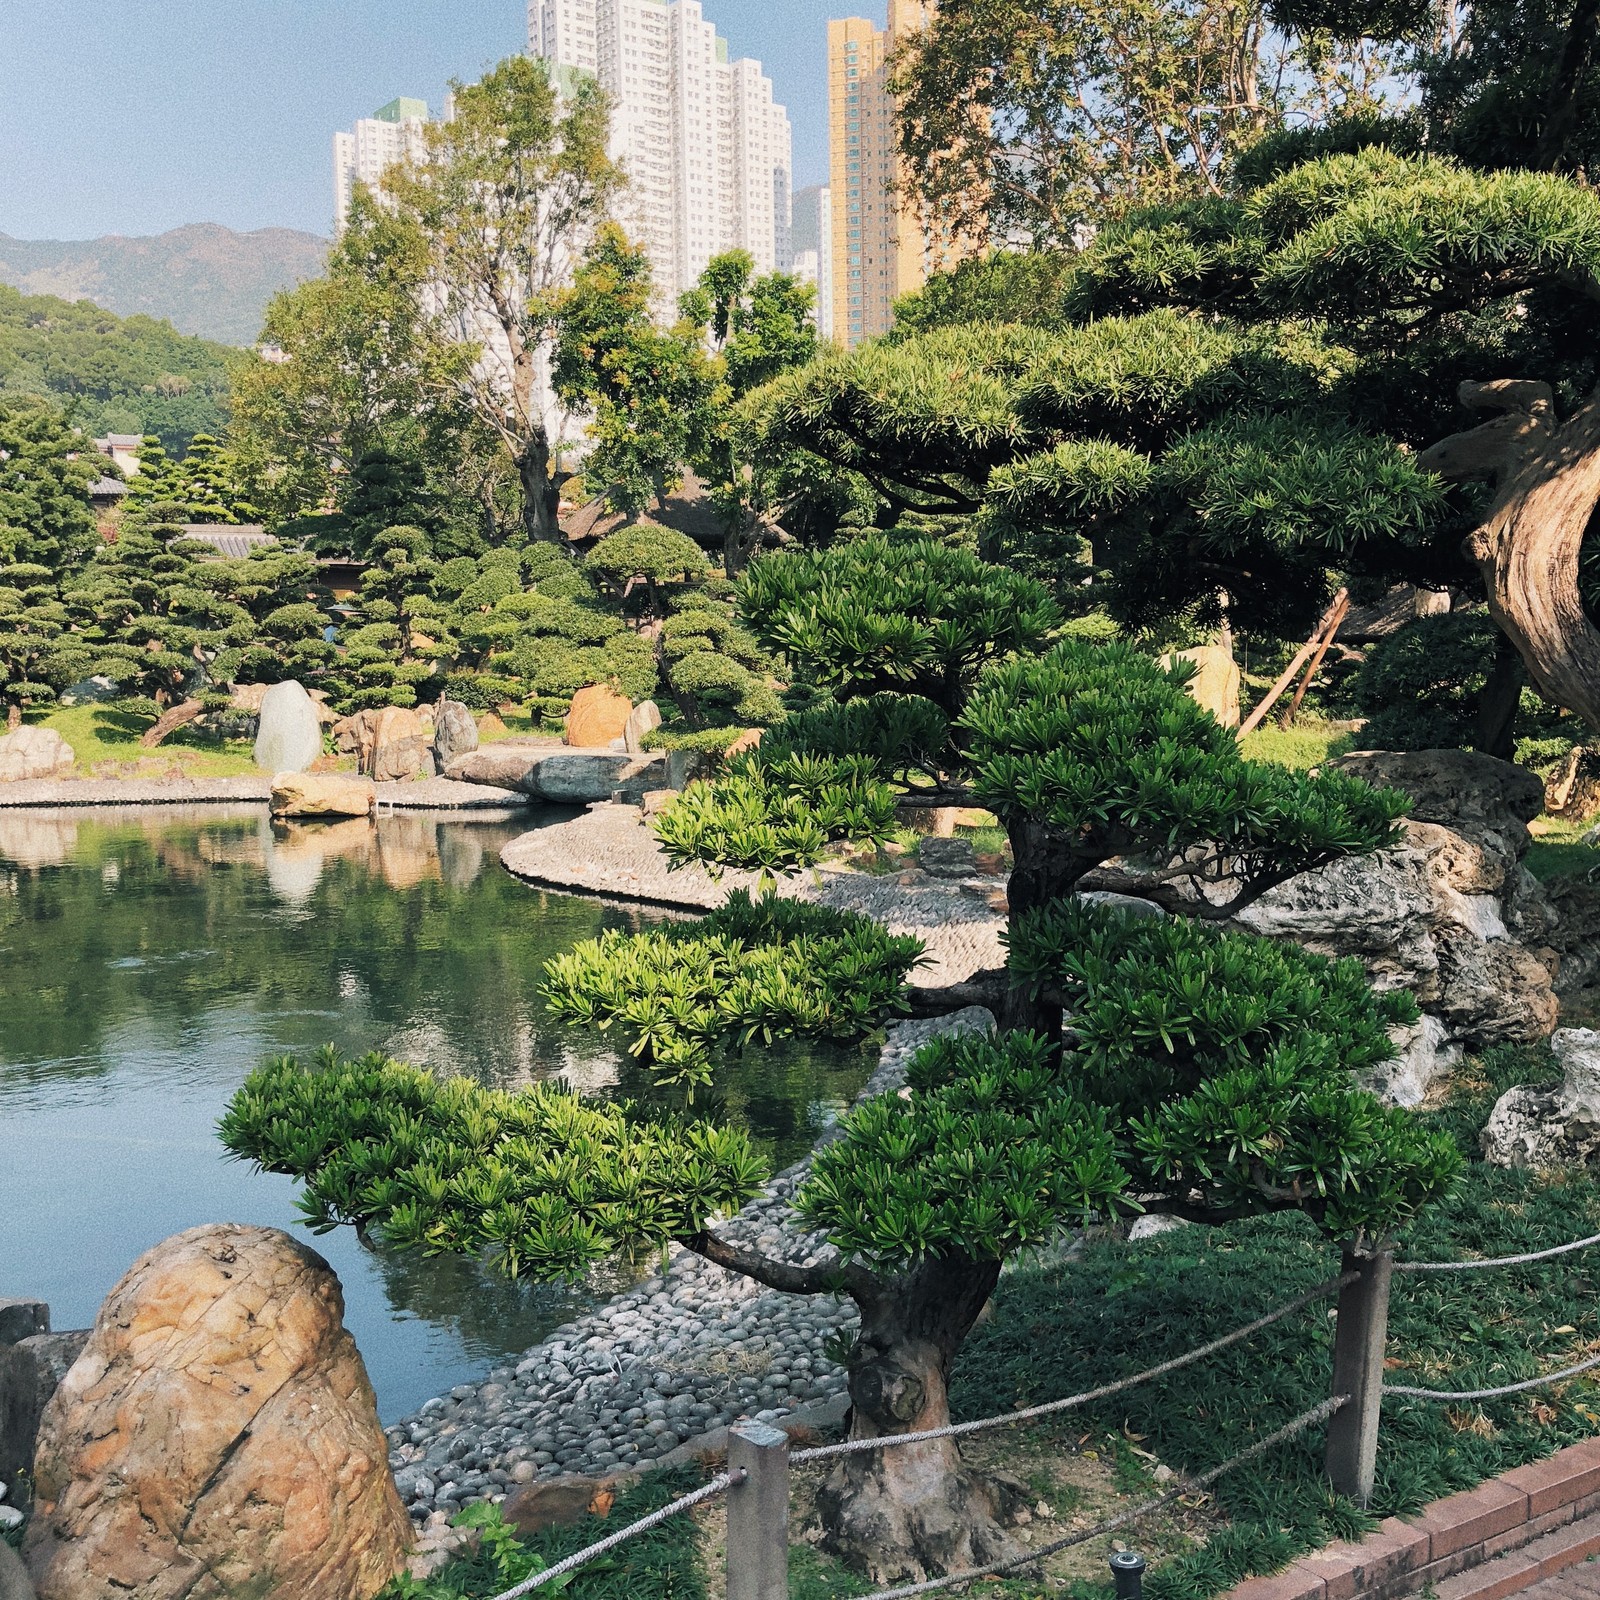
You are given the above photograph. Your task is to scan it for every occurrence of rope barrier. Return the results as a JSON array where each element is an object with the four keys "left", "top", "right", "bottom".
[
  {"left": 485, "top": 1470, "right": 740, "bottom": 1599},
  {"left": 790, "top": 1269, "right": 1357, "bottom": 1466},
  {"left": 1394, "top": 1231, "right": 1600, "bottom": 1273},
  {"left": 1384, "top": 1350, "right": 1600, "bottom": 1401},
  {"left": 863, "top": 1396, "right": 1350, "bottom": 1600}
]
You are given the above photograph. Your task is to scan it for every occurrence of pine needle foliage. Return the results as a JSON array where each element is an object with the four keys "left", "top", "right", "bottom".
[{"left": 542, "top": 890, "right": 923, "bottom": 1083}]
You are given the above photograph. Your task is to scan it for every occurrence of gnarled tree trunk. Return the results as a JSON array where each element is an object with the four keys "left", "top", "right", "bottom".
[
  {"left": 1420, "top": 380, "right": 1600, "bottom": 736},
  {"left": 817, "top": 1255, "right": 1023, "bottom": 1584}
]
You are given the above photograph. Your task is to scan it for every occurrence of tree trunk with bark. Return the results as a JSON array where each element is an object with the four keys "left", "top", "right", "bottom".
[
  {"left": 518, "top": 430, "right": 562, "bottom": 544},
  {"left": 1475, "top": 633, "right": 1524, "bottom": 761},
  {"left": 140, "top": 698, "right": 205, "bottom": 748},
  {"left": 1419, "top": 380, "right": 1600, "bottom": 737},
  {"left": 816, "top": 1255, "right": 1024, "bottom": 1584}
]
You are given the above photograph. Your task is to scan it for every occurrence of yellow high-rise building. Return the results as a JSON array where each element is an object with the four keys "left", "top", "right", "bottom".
[{"left": 827, "top": 1, "right": 950, "bottom": 346}]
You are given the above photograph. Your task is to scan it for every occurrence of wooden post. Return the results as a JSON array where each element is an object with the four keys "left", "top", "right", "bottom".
[
  {"left": 726, "top": 1421, "right": 790, "bottom": 1600},
  {"left": 1238, "top": 588, "right": 1350, "bottom": 739},
  {"left": 1325, "top": 1248, "right": 1393, "bottom": 1507}
]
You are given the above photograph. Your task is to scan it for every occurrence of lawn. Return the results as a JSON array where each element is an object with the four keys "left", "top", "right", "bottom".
[
  {"left": 1238, "top": 717, "right": 1359, "bottom": 771},
  {"left": 29, "top": 704, "right": 261, "bottom": 778},
  {"left": 1526, "top": 814, "right": 1600, "bottom": 883}
]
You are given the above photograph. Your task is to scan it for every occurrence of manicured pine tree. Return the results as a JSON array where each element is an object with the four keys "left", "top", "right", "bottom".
[{"left": 221, "top": 537, "right": 1459, "bottom": 1582}]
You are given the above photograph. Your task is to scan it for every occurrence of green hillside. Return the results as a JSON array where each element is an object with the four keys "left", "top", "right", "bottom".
[{"left": 0, "top": 283, "right": 232, "bottom": 456}]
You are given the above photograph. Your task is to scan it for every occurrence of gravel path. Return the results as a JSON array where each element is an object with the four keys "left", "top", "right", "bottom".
[
  {"left": 0, "top": 775, "right": 529, "bottom": 810},
  {"left": 384, "top": 1008, "right": 996, "bottom": 1522},
  {"left": 500, "top": 804, "right": 1006, "bottom": 989}
]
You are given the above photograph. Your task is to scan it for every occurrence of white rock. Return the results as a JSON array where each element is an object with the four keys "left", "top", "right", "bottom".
[
  {"left": 1365, "top": 1015, "right": 1463, "bottom": 1109},
  {"left": 1482, "top": 1031, "right": 1600, "bottom": 1168},
  {"left": 0, "top": 1504, "right": 21, "bottom": 1530}
]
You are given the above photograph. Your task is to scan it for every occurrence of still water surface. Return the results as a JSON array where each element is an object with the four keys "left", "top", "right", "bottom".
[{"left": 0, "top": 805, "right": 871, "bottom": 1419}]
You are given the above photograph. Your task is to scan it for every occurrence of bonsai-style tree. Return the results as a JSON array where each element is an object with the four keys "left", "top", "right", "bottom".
[
  {"left": 221, "top": 540, "right": 1458, "bottom": 1582},
  {"left": 0, "top": 397, "right": 99, "bottom": 723},
  {"left": 748, "top": 147, "right": 1600, "bottom": 748}
]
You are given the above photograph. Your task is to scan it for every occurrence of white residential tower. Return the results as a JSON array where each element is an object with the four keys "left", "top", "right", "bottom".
[
  {"left": 332, "top": 97, "right": 431, "bottom": 232},
  {"left": 531, "top": 0, "right": 793, "bottom": 312}
]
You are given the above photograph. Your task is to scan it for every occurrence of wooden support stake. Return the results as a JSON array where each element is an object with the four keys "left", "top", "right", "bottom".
[
  {"left": 727, "top": 1421, "right": 790, "bottom": 1600},
  {"left": 1238, "top": 588, "right": 1349, "bottom": 739},
  {"left": 1278, "top": 593, "right": 1350, "bottom": 730},
  {"left": 1325, "top": 1248, "right": 1393, "bottom": 1508}
]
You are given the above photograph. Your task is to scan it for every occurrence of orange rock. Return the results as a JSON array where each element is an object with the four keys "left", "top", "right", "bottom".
[
  {"left": 724, "top": 728, "right": 763, "bottom": 759},
  {"left": 476, "top": 712, "right": 509, "bottom": 740},
  {"left": 564, "top": 685, "right": 633, "bottom": 748},
  {"left": 24, "top": 1224, "right": 412, "bottom": 1600}
]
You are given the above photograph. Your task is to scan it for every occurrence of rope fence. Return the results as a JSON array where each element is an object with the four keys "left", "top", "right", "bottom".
[{"left": 475, "top": 1223, "right": 1600, "bottom": 1600}]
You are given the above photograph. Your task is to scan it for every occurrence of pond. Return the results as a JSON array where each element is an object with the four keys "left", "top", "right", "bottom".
[{"left": 0, "top": 805, "right": 873, "bottom": 1420}]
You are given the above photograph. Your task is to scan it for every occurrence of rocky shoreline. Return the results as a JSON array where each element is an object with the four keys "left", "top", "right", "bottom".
[
  {"left": 382, "top": 1007, "right": 997, "bottom": 1524},
  {"left": 0, "top": 775, "right": 530, "bottom": 810},
  {"left": 500, "top": 804, "right": 1007, "bottom": 990}
]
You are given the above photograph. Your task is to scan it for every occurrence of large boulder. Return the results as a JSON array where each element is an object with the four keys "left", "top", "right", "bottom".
[
  {"left": 1330, "top": 748, "right": 1546, "bottom": 863},
  {"left": 0, "top": 728, "right": 74, "bottom": 783},
  {"left": 23, "top": 1224, "right": 411, "bottom": 1600},
  {"left": 1482, "top": 1030, "right": 1600, "bottom": 1168},
  {"left": 432, "top": 700, "right": 478, "bottom": 769},
  {"left": 367, "top": 707, "right": 432, "bottom": 782},
  {"left": 622, "top": 700, "right": 662, "bottom": 756},
  {"left": 270, "top": 772, "right": 376, "bottom": 820},
  {"left": 1229, "top": 818, "right": 1558, "bottom": 1050},
  {"left": 333, "top": 708, "right": 434, "bottom": 781},
  {"left": 445, "top": 746, "right": 667, "bottom": 803},
  {"left": 252, "top": 681, "right": 323, "bottom": 774},
  {"left": 1160, "top": 644, "right": 1241, "bottom": 730},
  {"left": 565, "top": 685, "right": 633, "bottom": 749},
  {"left": 0, "top": 1329, "right": 89, "bottom": 1485}
]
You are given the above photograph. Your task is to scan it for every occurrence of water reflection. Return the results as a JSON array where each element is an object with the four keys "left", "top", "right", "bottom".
[{"left": 0, "top": 805, "right": 872, "bottom": 1418}]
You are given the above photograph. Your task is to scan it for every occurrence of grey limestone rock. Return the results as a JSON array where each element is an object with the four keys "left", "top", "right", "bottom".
[
  {"left": 251, "top": 680, "right": 323, "bottom": 774},
  {"left": 433, "top": 700, "right": 479, "bottom": 769},
  {"left": 1482, "top": 1029, "right": 1600, "bottom": 1168}
]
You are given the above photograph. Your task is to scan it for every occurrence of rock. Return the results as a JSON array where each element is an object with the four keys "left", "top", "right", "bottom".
[
  {"left": 0, "top": 1540, "right": 35, "bottom": 1600},
  {"left": 565, "top": 686, "right": 633, "bottom": 749},
  {"left": 1366, "top": 1014, "right": 1463, "bottom": 1108},
  {"left": 1128, "top": 1214, "right": 1191, "bottom": 1241},
  {"left": 622, "top": 701, "right": 662, "bottom": 755},
  {"left": 331, "top": 708, "right": 377, "bottom": 759},
  {"left": 538, "top": 753, "right": 663, "bottom": 804},
  {"left": 501, "top": 1474, "right": 629, "bottom": 1536},
  {"left": 1583, "top": 821, "right": 1600, "bottom": 847},
  {"left": 1482, "top": 1030, "right": 1600, "bottom": 1169},
  {"left": 0, "top": 1303, "right": 48, "bottom": 1347},
  {"left": 0, "top": 729, "right": 74, "bottom": 783},
  {"left": 57, "top": 675, "right": 119, "bottom": 707},
  {"left": 252, "top": 681, "right": 324, "bottom": 774},
  {"left": 1077, "top": 891, "right": 1168, "bottom": 922},
  {"left": 724, "top": 728, "right": 763, "bottom": 759},
  {"left": 640, "top": 789, "right": 676, "bottom": 818},
  {"left": 0, "top": 1333, "right": 89, "bottom": 1484},
  {"left": 447, "top": 747, "right": 667, "bottom": 804},
  {"left": 369, "top": 708, "right": 432, "bottom": 782},
  {"left": 1330, "top": 749, "right": 1546, "bottom": 863},
  {"left": 918, "top": 837, "right": 977, "bottom": 878},
  {"left": 23, "top": 1224, "right": 411, "bottom": 1600},
  {"left": 229, "top": 682, "right": 270, "bottom": 715},
  {"left": 1547, "top": 877, "right": 1600, "bottom": 998},
  {"left": 477, "top": 712, "right": 508, "bottom": 740},
  {"left": 1161, "top": 644, "right": 1241, "bottom": 729},
  {"left": 432, "top": 701, "right": 478, "bottom": 769},
  {"left": 270, "top": 772, "right": 376, "bottom": 819},
  {"left": 1229, "top": 817, "right": 1557, "bottom": 1050},
  {"left": 666, "top": 747, "right": 714, "bottom": 789},
  {"left": 1340, "top": 585, "right": 1451, "bottom": 643}
]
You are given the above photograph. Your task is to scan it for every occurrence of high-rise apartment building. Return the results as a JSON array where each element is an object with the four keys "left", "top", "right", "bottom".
[
  {"left": 532, "top": 0, "right": 792, "bottom": 313},
  {"left": 332, "top": 98, "right": 431, "bottom": 232},
  {"left": 790, "top": 184, "right": 833, "bottom": 340},
  {"left": 828, "top": 2, "right": 961, "bottom": 346}
]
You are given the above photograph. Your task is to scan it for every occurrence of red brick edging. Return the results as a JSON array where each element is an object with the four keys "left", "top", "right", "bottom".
[{"left": 1228, "top": 1438, "right": 1600, "bottom": 1600}]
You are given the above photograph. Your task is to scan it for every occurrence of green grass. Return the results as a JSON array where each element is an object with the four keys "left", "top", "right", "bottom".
[
  {"left": 947, "top": 1040, "right": 1599, "bottom": 1600},
  {"left": 1238, "top": 718, "right": 1357, "bottom": 772},
  {"left": 1526, "top": 815, "right": 1600, "bottom": 883},
  {"left": 28, "top": 703, "right": 260, "bottom": 778},
  {"left": 388, "top": 1469, "right": 709, "bottom": 1598}
]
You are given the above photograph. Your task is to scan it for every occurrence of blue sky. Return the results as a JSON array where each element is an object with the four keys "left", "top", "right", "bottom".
[{"left": 0, "top": 0, "right": 876, "bottom": 241}]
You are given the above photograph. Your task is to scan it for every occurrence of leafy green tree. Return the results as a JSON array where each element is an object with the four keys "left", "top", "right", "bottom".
[
  {"left": 384, "top": 57, "right": 623, "bottom": 543},
  {"left": 222, "top": 535, "right": 1458, "bottom": 1580},
  {"left": 886, "top": 0, "right": 1402, "bottom": 249},
  {"left": 230, "top": 190, "right": 474, "bottom": 526},
  {"left": 554, "top": 235, "right": 822, "bottom": 573},
  {"left": 747, "top": 149, "right": 1600, "bottom": 744},
  {"left": 0, "top": 398, "right": 99, "bottom": 721},
  {"left": 0, "top": 283, "right": 230, "bottom": 456}
]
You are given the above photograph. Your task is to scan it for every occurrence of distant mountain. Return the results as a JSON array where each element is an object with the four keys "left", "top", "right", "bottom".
[{"left": 0, "top": 223, "right": 327, "bottom": 346}]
